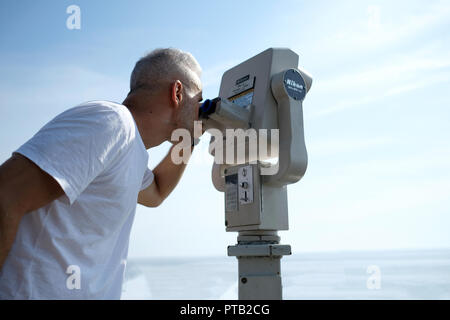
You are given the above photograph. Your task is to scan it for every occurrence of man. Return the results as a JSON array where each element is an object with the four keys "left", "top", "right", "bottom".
[{"left": 0, "top": 48, "right": 203, "bottom": 299}]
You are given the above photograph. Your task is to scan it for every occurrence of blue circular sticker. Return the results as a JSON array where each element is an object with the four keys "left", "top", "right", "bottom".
[{"left": 283, "top": 69, "right": 306, "bottom": 101}]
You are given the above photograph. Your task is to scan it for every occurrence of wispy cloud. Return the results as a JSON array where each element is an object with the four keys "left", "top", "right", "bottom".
[
  {"left": 307, "top": 42, "right": 450, "bottom": 118},
  {"left": 200, "top": 60, "right": 240, "bottom": 93},
  {"left": 308, "top": 136, "right": 397, "bottom": 158},
  {"left": 0, "top": 64, "right": 128, "bottom": 107},
  {"left": 309, "top": 1, "right": 450, "bottom": 56}
]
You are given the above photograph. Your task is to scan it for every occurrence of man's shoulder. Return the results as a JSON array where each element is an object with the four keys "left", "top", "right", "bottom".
[
  {"left": 72, "top": 100, "right": 133, "bottom": 121},
  {"left": 56, "top": 100, "right": 136, "bottom": 132}
]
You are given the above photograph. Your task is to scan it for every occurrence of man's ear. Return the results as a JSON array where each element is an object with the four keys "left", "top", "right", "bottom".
[{"left": 171, "top": 80, "right": 183, "bottom": 108}]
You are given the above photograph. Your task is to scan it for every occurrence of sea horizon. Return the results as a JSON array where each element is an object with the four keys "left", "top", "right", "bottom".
[{"left": 122, "top": 247, "right": 450, "bottom": 300}]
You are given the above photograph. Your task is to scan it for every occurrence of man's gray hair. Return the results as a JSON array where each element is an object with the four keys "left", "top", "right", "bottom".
[{"left": 130, "top": 48, "right": 201, "bottom": 94}]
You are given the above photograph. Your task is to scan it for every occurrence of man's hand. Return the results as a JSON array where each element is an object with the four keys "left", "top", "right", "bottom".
[{"left": 0, "top": 154, "right": 64, "bottom": 270}]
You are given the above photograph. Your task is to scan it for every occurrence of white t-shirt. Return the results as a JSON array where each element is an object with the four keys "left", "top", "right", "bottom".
[{"left": 0, "top": 101, "right": 154, "bottom": 299}]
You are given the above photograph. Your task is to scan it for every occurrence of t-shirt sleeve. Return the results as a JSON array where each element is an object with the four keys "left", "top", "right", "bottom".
[
  {"left": 140, "top": 168, "right": 154, "bottom": 191},
  {"left": 13, "top": 104, "right": 132, "bottom": 205}
]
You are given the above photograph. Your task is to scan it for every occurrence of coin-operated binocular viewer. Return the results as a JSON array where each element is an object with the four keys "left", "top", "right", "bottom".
[{"left": 199, "top": 48, "right": 312, "bottom": 300}]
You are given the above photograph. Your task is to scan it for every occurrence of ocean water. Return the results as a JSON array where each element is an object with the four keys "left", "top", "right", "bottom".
[{"left": 122, "top": 248, "right": 450, "bottom": 300}]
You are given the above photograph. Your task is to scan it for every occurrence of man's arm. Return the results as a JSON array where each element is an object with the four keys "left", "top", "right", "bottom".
[
  {"left": 0, "top": 154, "right": 64, "bottom": 270},
  {"left": 138, "top": 144, "right": 194, "bottom": 207}
]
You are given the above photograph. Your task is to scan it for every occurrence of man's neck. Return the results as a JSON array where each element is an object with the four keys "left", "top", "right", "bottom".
[{"left": 122, "top": 98, "right": 169, "bottom": 149}]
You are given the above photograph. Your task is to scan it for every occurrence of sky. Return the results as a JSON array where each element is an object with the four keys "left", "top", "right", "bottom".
[{"left": 0, "top": 0, "right": 449, "bottom": 258}]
